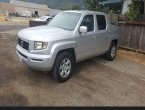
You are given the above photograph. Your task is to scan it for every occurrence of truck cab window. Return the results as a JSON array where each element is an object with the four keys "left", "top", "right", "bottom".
[
  {"left": 96, "top": 15, "right": 106, "bottom": 30},
  {"left": 81, "top": 15, "right": 94, "bottom": 32}
]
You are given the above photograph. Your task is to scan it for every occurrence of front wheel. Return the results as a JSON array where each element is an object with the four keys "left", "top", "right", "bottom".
[
  {"left": 105, "top": 42, "right": 117, "bottom": 61},
  {"left": 52, "top": 52, "right": 74, "bottom": 82}
]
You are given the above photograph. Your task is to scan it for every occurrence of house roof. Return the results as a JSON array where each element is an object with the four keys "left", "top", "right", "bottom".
[
  {"left": 10, "top": 0, "right": 49, "bottom": 10},
  {"left": 98, "top": 0, "right": 123, "bottom": 5}
]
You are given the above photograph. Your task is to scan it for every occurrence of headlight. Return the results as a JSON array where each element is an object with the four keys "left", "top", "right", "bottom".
[{"left": 34, "top": 41, "right": 48, "bottom": 50}]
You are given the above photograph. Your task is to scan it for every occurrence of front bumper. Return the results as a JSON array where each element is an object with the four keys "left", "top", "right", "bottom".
[{"left": 16, "top": 45, "right": 53, "bottom": 71}]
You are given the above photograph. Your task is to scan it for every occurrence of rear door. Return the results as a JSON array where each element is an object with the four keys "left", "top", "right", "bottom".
[{"left": 94, "top": 14, "right": 109, "bottom": 54}]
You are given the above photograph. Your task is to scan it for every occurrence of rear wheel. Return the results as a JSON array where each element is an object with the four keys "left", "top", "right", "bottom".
[
  {"left": 105, "top": 42, "right": 117, "bottom": 61},
  {"left": 52, "top": 52, "right": 74, "bottom": 82}
]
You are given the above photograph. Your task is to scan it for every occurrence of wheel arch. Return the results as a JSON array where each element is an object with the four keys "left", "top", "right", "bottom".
[
  {"left": 112, "top": 39, "right": 118, "bottom": 47},
  {"left": 49, "top": 41, "right": 77, "bottom": 70}
]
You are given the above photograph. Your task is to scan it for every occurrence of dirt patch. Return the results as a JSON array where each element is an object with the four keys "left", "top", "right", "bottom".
[
  {"left": 118, "top": 49, "right": 145, "bottom": 66},
  {"left": 0, "top": 93, "right": 28, "bottom": 106},
  {"left": 0, "top": 16, "right": 5, "bottom": 22},
  {"left": 0, "top": 68, "right": 16, "bottom": 88},
  {"left": 0, "top": 33, "right": 17, "bottom": 41},
  {"left": 0, "top": 17, "right": 29, "bottom": 25}
]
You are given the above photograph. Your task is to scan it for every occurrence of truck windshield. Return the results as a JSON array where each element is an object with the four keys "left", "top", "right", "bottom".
[{"left": 48, "top": 12, "right": 81, "bottom": 31}]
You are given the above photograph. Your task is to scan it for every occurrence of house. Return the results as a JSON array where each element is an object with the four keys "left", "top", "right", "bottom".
[
  {"left": 0, "top": 2, "right": 14, "bottom": 16},
  {"left": 10, "top": 0, "right": 50, "bottom": 17},
  {"left": 98, "top": 0, "right": 131, "bottom": 14},
  {"left": 98, "top": 0, "right": 133, "bottom": 14},
  {"left": 0, "top": 0, "right": 61, "bottom": 17},
  {"left": 122, "top": 0, "right": 132, "bottom": 14},
  {"left": 99, "top": 0, "right": 123, "bottom": 9}
]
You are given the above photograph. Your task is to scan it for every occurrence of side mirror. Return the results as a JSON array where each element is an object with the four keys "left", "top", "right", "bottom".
[{"left": 79, "top": 26, "right": 87, "bottom": 33}]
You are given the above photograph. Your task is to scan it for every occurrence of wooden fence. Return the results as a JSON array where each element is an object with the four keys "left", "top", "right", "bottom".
[
  {"left": 107, "top": 14, "right": 145, "bottom": 53},
  {"left": 107, "top": 14, "right": 128, "bottom": 24},
  {"left": 108, "top": 14, "right": 145, "bottom": 23},
  {"left": 119, "top": 22, "right": 145, "bottom": 53}
]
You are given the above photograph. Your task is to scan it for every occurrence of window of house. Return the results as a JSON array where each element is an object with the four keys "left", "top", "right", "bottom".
[{"left": 96, "top": 15, "right": 106, "bottom": 30}]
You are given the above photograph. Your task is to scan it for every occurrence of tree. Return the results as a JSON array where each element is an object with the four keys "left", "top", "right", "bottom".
[
  {"left": 58, "top": 3, "right": 80, "bottom": 10},
  {"left": 126, "top": 0, "right": 143, "bottom": 21},
  {"left": 140, "top": 0, "right": 144, "bottom": 14},
  {"left": 84, "top": 0, "right": 115, "bottom": 14},
  {"left": 84, "top": 0, "right": 99, "bottom": 11},
  {"left": 72, "top": 5, "right": 80, "bottom": 10},
  {"left": 144, "top": 0, "right": 145, "bottom": 14}
]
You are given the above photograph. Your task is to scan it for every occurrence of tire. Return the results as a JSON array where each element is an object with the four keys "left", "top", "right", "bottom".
[
  {"left": 52, "top": 52, "right": 75, "bottom": 82},
  {"left": 105, "top": 42, "right": 117, "bottom": 61}
]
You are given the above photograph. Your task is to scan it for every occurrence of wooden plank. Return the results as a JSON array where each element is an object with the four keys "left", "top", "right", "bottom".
[
  {"left": 138, "top": 26, "right": 144, "bottom": 51},
  {"left": 123, "top": 24, "right": 130, "bottom": 47},
  {"left": 127, "top": 21, "right": 145, "bottom": 26},
  {"left": 119, "top": 46, "right": 145, "bottom": 55},
  {"left": 119, "top": 46, "right": 137, "bottom": 51},
  {"left": 138, "top": 26, "right": 145, "bottom": 52}
]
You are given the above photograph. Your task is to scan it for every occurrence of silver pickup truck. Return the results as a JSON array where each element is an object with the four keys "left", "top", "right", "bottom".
[{"left": 16, "top": 10, "right": 119, "bottom": 82}]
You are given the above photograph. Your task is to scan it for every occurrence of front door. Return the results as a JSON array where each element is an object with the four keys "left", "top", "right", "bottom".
[{"left": 76, "top": 14, "right": 97, "bottom": 61}]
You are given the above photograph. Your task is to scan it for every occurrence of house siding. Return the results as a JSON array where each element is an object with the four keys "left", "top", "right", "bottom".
[
  {"left": 0, "top": 2, "right": 15, "bottom": 15},
  {"left": 10, "top": 0, "right": 50, "bottom": 16}
]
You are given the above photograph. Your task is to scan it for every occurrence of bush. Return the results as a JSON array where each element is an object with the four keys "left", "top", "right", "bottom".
[{"left": 125, "top": 0, "right": 142, "bottom": 21}]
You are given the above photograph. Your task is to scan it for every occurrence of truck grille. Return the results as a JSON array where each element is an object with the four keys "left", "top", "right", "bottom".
[{"left": 18, "top": 38, "right": 29, "bottom": 51}]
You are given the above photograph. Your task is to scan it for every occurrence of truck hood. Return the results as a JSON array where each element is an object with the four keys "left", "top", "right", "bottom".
[{"left": 18, "top": 26, "right": 74, "bottom": 41}]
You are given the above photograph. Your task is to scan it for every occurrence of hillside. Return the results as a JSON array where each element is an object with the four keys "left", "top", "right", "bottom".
[
  {"left": 0, "top": 0, "right": 9, "bottom": 2},
  {"left": 0, "top": 0, "right": 85, "bottom": 10},
  {"left": 23, "top": 0, "right": 85, "bottom": 10}
]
